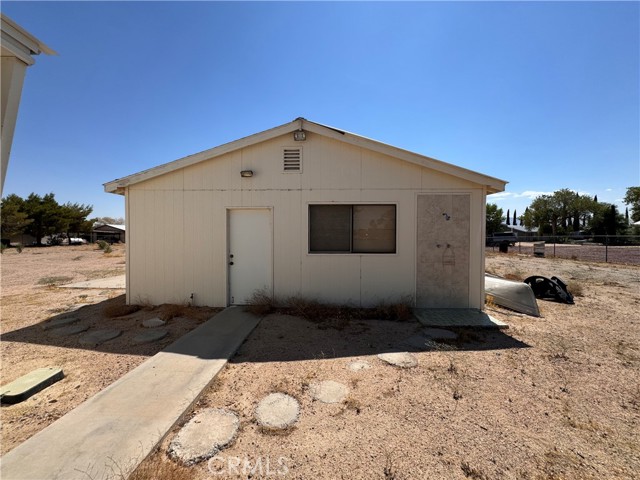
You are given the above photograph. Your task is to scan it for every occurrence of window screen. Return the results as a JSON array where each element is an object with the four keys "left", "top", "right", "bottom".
[
  {"left": 309, "top": 205, "right": 351, "bottom": 252},
  {"left": 309, "top": 205, "right": 396, "bottom": 254}
]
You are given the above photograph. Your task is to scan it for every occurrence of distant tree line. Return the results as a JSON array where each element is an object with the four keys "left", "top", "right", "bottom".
[
  {"left": 487, "top": 187, "right": 639, "bottom": 237},
  {"left": 1, "top": 193, "right": 93, "bottom": 246}
]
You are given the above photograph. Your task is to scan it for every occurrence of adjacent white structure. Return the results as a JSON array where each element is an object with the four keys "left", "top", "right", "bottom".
[
  {"left": 1, "top": 14, "right": 55, "bottom": 194},
  {"left": 105, "top": 118, "right": 506, "bottom": 309},
  {"left": 92, "top": 224, "right": 126, "bottom": 243}
]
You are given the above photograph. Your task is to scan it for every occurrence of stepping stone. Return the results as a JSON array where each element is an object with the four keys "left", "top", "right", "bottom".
[
  {"left": 378, "top": 352, "right": 418, "bottom": 368},
  {"left": 50, "top": 324, "right": 90, "bottom": 337},
  {"left": 255, "top": 393, "right": 300, "bottom": 430},
  {"left": 142, "top": 317, "right": 166, "bottom": 328},
  {"left": 347, "top": 360, "right": 372, "bottom": 372},
  {"left": 309, "top": 380, "right": 349, "bottom": 404},
  {"left": 0, "top": 367, "right": 64, "bottom": 404},
  {"left": 133, "top": 329, "right": 168, "bottom": 344},
  {"left": 168, "top": 408, "right": 239, "bottom": 466},
  {"left": 41, "top": 316, "right": 79, "bottom": 331},
  {"left": 79, "top": 329, "right": 122, "bottom": 346}
]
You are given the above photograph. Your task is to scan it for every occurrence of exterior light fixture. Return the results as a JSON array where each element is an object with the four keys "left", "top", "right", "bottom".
[
  {"left": 240, "top": 170, "right": 253, "bottom": 177},
  {"left": 293, "top": 130, "right": 306, "bottom": 141}
]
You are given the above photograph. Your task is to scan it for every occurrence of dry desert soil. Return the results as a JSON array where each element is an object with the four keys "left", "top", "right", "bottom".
[{"left": 2, "top": 245, "right": 639, "bottom": 479}]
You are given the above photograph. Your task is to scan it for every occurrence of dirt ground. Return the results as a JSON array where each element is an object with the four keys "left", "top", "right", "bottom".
[
  {"left": 2, "top": 247, "right": 640, "bottom": 479},
  {"left": 0, "top": 244, "right": 218, "bottom": 455},
  {"left": 134, "top": 252, "right": 640, "bottom": 480}
]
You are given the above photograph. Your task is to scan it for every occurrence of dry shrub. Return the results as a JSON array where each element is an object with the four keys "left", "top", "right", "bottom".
[
  {"left": 343, "top": 396, "right": 362, "bottom": 414},
  {"left": 460, "top": 461, "right": 489, "bottom": 479},
  {"left": 128, "top": 456, "right": 191, "bottom": 480},
  {"left": 568, "top": 282, "right": 584, "bottom": 297},
  {"left": 246, "top": 289, "right": 277, "bottom": 316},
  {"left": 503, "top": 272, "right": 524, "bottom": 281},
  {"left": 156, "top": 303, "right": 220, "bottom": 321},
  {"left": 371, "top": 298, "right": 413, "bottom": 321},
  {"left": 246, "top": 292, "right": 414, "bottom": 329},
  {"left": 285, "top": 296, "right": 327, "bottom": 320},
  {"left": 157, "top": 304, "right": 188, "bottom": 321},
  {"left": 103, "top": 303, "right": 141, "bottom": 318}
]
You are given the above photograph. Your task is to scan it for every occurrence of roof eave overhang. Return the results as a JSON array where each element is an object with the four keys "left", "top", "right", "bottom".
[
  {"left": 104, "top": 117, "right": 507, "bottom": 195},
  {"left": 104, "top": 119, "right": 304, "bottom": 194},
  {"left": 302, "top": 120, "right": 507, "bottom": 194},
  {"left": 1, "top": 14, "right": 57, "bottom": 65}
]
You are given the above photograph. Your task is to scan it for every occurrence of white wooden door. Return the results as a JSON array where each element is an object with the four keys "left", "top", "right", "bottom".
[{"left": 228, "top": 209, "right": 272, "bottom": 305}]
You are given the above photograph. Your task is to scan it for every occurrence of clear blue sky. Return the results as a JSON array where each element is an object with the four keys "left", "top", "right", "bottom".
[{"left": 3, "top": 1, "right": 639, "bottom": 219}]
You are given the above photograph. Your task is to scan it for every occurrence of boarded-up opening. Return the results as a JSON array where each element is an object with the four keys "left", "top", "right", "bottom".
[{"left": 416, "top": 194, "right": 470, "bottom": 308}]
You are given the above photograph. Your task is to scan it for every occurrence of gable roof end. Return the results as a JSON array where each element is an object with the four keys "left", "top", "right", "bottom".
[{"left": 104, "top": 118, "right": 507, "bottom": 195}]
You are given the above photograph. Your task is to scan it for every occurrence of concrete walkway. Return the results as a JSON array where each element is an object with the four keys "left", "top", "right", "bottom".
[
  {"left": 61, "top": 274, "right": 126, "bottom": 289},
  {"left": 1, "top": 307, "right": 260, "bottom": 480}
]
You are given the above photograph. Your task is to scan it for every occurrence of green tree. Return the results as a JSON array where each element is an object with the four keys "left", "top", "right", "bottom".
[
  {"left": 23, "top": 193, "right": 62, "bottom": 245},
  {"left": 588, "top": 203, "right": 627, "bottom": 237},
  {"left": 59, "top": 202, "right": 94, "bottom": 241},
  {"left": 623, "top": 187, "right": 640, "bottom": 222},
  {"left": 523, "top": 190, "right": 596, "bottom": 235},
  {"left": 1, "top": 194, "right": 32, "bottom": 239},
  {"left": 486, "top": 203, "right": 504, "bottom": 235},
  {"left": 523, "top": 195, "right": 555, "bottom": 234},
  {"left": 506, "top": 209, "right": 510, "bottom": 226}
]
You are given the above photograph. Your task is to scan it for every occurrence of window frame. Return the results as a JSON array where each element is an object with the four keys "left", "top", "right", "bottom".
[{"left": 308, "top": 203, "right": 398, "bottom": 255}]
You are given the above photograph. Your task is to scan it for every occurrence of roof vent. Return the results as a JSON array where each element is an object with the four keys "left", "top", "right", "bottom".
[{"left": 283, "top": 147, "right": 302, "bottom": 173}]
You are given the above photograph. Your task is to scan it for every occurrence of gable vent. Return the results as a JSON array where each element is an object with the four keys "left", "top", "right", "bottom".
[{"left": 283, "top": 147, "right": 302, "bottom": 173}]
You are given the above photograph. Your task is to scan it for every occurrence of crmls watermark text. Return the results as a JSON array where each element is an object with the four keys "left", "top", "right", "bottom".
[{"left": 208, "top": 455, "right": 289, "bottom": 476}]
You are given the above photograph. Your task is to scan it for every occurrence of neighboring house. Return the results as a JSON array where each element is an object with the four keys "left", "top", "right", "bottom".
[
  {"left": 105, "top": 118, "right": 506, "bottom": 308},
  {"left": 7, "top": 233, "right": 36, "bottom": 246},
  {"left": 92, "top": 224, "right": 126, "bottom": 244},
  {"left": 1, "top": 14, "right": 55, "bottom": 194},
  {"left": 503, "top": 223, "right": 539, "bottom": 240}
]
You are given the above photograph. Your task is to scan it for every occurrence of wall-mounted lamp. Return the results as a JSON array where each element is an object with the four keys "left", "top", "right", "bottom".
[
  {"left": 293, "top": 130, "right": 306, "bottom": 141},
  {"left": 240, "top": 170, "right": 254, "bottom": 178}
]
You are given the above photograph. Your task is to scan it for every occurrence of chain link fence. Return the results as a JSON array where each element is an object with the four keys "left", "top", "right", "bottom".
[{"left": 486, "top": 235, "right": 640, "bottom": 265}]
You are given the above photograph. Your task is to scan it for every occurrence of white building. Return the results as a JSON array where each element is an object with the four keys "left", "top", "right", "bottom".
[
  {"left": 105, "top": 118, "right": 506, "bottom": 309},
  {"left": 1, "top": 14, "right": 55, "bottom": 194}
]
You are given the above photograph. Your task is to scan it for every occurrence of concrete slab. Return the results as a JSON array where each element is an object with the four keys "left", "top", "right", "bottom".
[
  {"left": 347, "top": 360, "right": 372, "bottom": 372},
  {"left": 133, "top": 329, "right": 168, "bottom": 344},
  {"left": 255, "top": 393, "right": 300, "bottom": 430},
  {"left": 0, "top": 367, "right": 64, "bottom": 405},
  {"left": 143, "top": 317, "right": 166, "bottom": 328},
  {"left": 41, "top": 316, "right": 79, "bottom": 331},
  {"left": 413, "top": 309, "right": 508, "bottom": 330},
  {"left": 50, "top": 324, "right": 90, "bottom": 337},
  {"left": 309, "top": 380, "right": 349, "bottom": 404},
  {"left": 78, "top": 329, "right": 122, "bottom": 346},
  {"left": 378, "top": 352, "right": 418, "bottom": 368},
  {"left": 0, "top": 307, "right": 260, "bottom": 480},
  {"left": 60, "top": 275, "right": 126, "bottom": 290},
  {"left": 168, "top": 408, "right": 239, "bottom": 466}
]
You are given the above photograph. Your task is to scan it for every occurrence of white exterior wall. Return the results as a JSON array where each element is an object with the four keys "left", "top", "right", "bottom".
[{"left": 126, "top": 132, "right": 486, "bottom": 308}]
